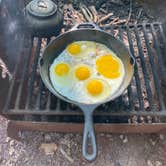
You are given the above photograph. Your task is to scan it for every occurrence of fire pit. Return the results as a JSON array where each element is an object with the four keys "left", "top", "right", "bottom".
[{"left": 0, "top": 0, "right": 166, "bottom": 140}]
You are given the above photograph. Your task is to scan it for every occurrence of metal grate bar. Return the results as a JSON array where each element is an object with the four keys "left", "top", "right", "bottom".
[
  {"left": 46, "top": 92, "right": 51, "bottom": 110},
  {"left": 4, "top": 109, "right": 166, "bottom": 116},
  {"left": 118, "top": 22, "right": 161, "bottom": 29},
  {"left": 118, "top": 27, "right": 134, "bottom": 111},
  {"left": 150, "top": 24, "right": 166, "bottom": 83},
  {"left": 159, "top": 24, "right": 166, "bottom": 47},
  {"left": 36, "top": 37, "right": 50, "bottom": 110},
  {"left": 126, "top": 26, "right": 145, "bottom": 111},
  {"left": 3, "top": 36, "right": 25, "bottom": 111},
  {"left": 134, "top": 25, "right": 154, "bottom": 110},
  {"left": 118, "top": 27, "right": 123, "bottom": 40},
  {"left": 25, "top": 38, "right": 42, "bottom": 109},
  {"left": 56, "top": 98, "right": 61, "bottom": 110},
  {"left": 127, "top": 83, "right": 134, "bottom": 110},
  {"left": 116, "top": 27, "right": 125, "bottom": 110},
  {"left": 3, "top": 23, "right": 166, "bottom": 123},
  {"left": 35, "top": 78, "right": 43, "bottom": 110},
  {"left": 14, "top": 37, "right": 33, "bottom": 109},
  {"left": 159, "top": 24, "right": 166, "bottom": 68},
  {"left": 142, "top": 24, "right": 165, "bottom": 110}
]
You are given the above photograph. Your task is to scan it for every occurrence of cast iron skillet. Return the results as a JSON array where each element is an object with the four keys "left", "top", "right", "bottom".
[{"left": 39, "top": 23, "right": 135, "bottom": 161}]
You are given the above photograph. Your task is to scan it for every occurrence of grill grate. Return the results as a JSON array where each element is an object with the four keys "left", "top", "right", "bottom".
[{"left": 2, "top": 23, "right": 166, "bottom": 123}]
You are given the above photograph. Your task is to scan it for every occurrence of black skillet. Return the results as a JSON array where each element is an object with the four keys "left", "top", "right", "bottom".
[{"left": 39, "top": 23, "right": 135, "bottom": 161}]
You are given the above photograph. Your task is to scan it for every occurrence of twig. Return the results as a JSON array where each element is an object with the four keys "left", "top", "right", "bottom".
[
  {"left": 89, "top": 6, "right": 98, "bottom": 23},
  {"left": 114, "top": 30, "right": 119, "bottom": 37},
  {"left": 115, "top": 19, "right": 127, "bottom": 25},
  {"left": 108, "top": 0, "right": 124, "bottom": 6},
  {"left": 99, "top": 8, "right": 107, "bottom": 14},
  {"left": 64, "top": 4, "right": 86, "bottom": 26},
  {"left": 97, "top": 12, "right": 113, "bottom": 24},
  {"left": 110, "top": 17, "right": 119, "bottom": 24},
  {"left": 100, "top": 18, "right": 126, "bottom": 28},
  {"left": 85, "top": 6, "right": 93, "bottom": 21},
  {"left": 59, "top": 147, "right": 74, "bottom": 163},
  {"left": 80, "top": 4, "right": 93, "bottom": 22},
  {"left": 100, "top": 18, "right": 118, "bottom": 28},
  {"left": 137, "top": 8, "right": 143, "bottom": 19},
  {"left": 125, "top": 0, "right": 132, "bottom": 25},
  {"left": 64, "top": 17, "right": 73, "bottom": 22},
  {"left": 135, "top": 8, "right": 143, "bottom": 24},
  {"left": 77, "top": 12, "right": 86, "bottom": 22}
]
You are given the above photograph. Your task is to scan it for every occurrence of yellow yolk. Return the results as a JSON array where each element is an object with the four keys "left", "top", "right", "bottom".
[
  {"left": 75, "top": 66, "right": 91, "bottom": 80},
  {"left": 54, "top": 63, "right": 69, "bottom": 76},
  {"left": 86, "top": 79, "right": 103, "bottom": 96},
  {"left": 67, "top": 43, "right": 81, "bottom": 55},
  {"left": 96, "top": 54, "right": 120, "bottom": 78}
]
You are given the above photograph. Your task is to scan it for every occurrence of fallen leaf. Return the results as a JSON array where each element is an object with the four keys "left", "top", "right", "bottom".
[{"left": 39, "top": 143, "right": 58, "bottom": 155}]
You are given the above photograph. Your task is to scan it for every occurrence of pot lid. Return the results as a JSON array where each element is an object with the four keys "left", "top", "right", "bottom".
[{"left": 26, "top": 0, "right": 57, "bottom": 17}]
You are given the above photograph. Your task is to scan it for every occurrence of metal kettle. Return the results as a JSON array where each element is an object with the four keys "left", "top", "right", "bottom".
[{"left": 24, "top": 0, "right": 63, "bottom": 37}]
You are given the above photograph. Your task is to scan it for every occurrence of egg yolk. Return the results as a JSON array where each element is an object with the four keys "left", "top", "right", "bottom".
[
  {"left": 67, "top": 43, "right": 81, "bottom": 55},
  {"left": 96, "top": 54, "right": 120, "bottom": 78},
  {"left": 54, "top": 63, "right": 69, "bottom": 76},
  {"left": 86, "top": 79, "right": 103, "bottom": 96},
  {"left": 75, "top": 66, "right": 90, "bottom": 80}
]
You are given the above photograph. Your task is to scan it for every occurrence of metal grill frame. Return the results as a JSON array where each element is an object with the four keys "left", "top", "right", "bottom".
[{"left": 1, "top": 22, "right": 166, "bottom": 125}]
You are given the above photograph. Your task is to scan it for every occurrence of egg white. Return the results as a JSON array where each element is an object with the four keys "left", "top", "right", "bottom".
[{"left": 49, "top": 41, "right": 125, "bottom": 104}]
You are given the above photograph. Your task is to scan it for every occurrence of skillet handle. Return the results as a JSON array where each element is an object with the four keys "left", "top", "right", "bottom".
[
  {"left": 71, "top": 22, "right": 101, "bottom": 31},
  {"left": 82, "top": 109, "right": 97, "bottom": 161}
]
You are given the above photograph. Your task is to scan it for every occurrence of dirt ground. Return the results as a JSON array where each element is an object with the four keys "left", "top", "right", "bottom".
[{"left": 0, "top": 116, "right": 166, "bottom": 166}]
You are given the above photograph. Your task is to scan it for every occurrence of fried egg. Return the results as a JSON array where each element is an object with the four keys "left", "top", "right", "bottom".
[
  {"left": 85, "top": 78, "right": 111, "bottom": 102},
  {"left": 67, "top": 41, "right": 96, "bottom": 58},
  {"left": 74, "top": 64, "right": 91, "bottom": 81},
  {"left": 96, "top": 54, "right": 121, "bottom": 79},
  {"left": 49, "top": 41, "right": 125, "bottom": 104},
  {"left": 50, "top": 62, "right": 72, "bottom": 92}
]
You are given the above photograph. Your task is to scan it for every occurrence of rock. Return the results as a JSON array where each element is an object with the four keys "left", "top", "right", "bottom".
[
  {"left": 18, "top": 131, "right": 23, "bottom": 138},
  {"left": 9, "top": 140, "right": 15, "bottom": 146},
  {"left": 159, "top": 134, "right": 164, "bottom": 140},
  {"left": 120, "top": 134, "right": 124, "bottom": 139},
  {"left": 5, "top": 137, "right": 11, "bottom": 143},
  {"left": 9, "top": 147, "right": 15, "bottom": 156},
  {"left": 155, "top": 161, "right": 162, "bottom": 166},
  {"left": 44, "top": 134, "right": 51, "bottom": 142},
  {"left": 147, "top": 160, "right": 153, "bottom": 166},
  {"left": 39, "top": 143, "right": 58, "bottom": 155},
  {"left": 151, "top": 141, "right": 156, "bottom": 146},
  {"left": 6, "top": 160, "right": 12, "bottom": 166},
  {"left": 123, "top": 136, "right": 128, "bottom": 143},
  {"left": 149, "top": 139, "right": 156, "bottom": 146}
]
